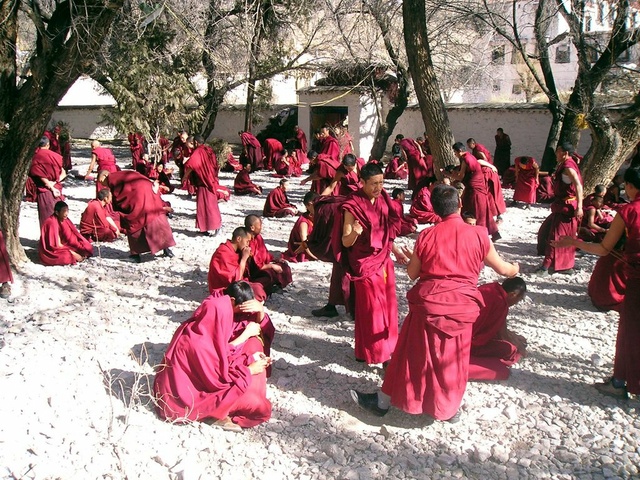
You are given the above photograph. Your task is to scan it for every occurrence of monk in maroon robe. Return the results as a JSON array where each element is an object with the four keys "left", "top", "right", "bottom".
[
  {"left": 536, "top": 174, "right": 555, "bottom": 203},
  {"left": 154, "top": 282, "right": 272, "bottom": 430},
  {"left": 301, "top": 151, "right": 340, "bottom": 194},
  {"left": 409, "top": 177, "right": 441, "bottom": 224},
  {"left": 282, "top": 191, "right": 318, "bottom": 262},
  {"left": 351, "top": 184, "right": 519, "bottom": 421},
  {"left": 245, "top": 215, "right": 293, "bottom": 293},
  {"left": 292, "top": 125, "right": 307, "bottom": 153},
  {"left": 263, "top": 179, "right": 298, "bottom": 218},
  {"left": 171, "top": 131, "right": 189, "bottom": 178},
  {"left": 513, "top": 156, "right": 539, "bottom": 206},
  {"left": 399, "top": 138, "right": 428, "bottom": 190},
  {"left": 494, "top": 128, "right": 512, "bottom": 176},
  {"left": 339, "top": 163, "right": 408, "bottom": 365},
  {"left": 80, "top": 189, "right": 121, "bottom": 242},
  {"left": 536, "top": 143, "right": 583, "bottom": 274},
  {"left": 390, "top": 188, "right": 417, "bottom": 236},
  {"left": 234, "top": 162, "right": 262, "bottom": 195},
  {"left": 450, "top": 143, "right": 500, "bottom": 241},
  {"left": 98, "top": 170, "right": 175, "bottom": 261},
  {"left": 580, "top": 196, "right": 613, "bottom": 242},
  {"left": 588, "top": 251, "right": 626, "bottom": 312},
  {"left": 222, "top": 152, "right": 242, "bottom": 173},
  {"left": 384, "top": 156, "right": 408, "bottom": 180},
  {"left": 274, "top": 149, "right": 302, "bottom": 177},
  {"left": 43, "top": 126, "right": 61, "bottom": 155},
  {"left": 0, "top": 228, "right": 13, "bottom": 299},
  {"left": 263, "top": 138, "right": 283, "bottom": 171},
  {"left": 207, "top": 227, "right": 267, "bottom": 301},
  {"left": 469, "top": 279, "right": 527, "bottom": 381},
  {"left": 322, "top": 154, "right": 361, "bottom": 196},
  {"left": 184, "top": 136, "right": 223, "bottom": 235},
  {"left": 239, "top": 131, "right": 264, "bottom": 170},
  {"left": 85, "top": 140, "right": 119, "bottom": 179},
  {"left": 468, "top": 139, "right": 506, "bottom": 220},
  {"left": 39, "top": 201, "right": 94, "bottom": 266},
  {"left": 128, "top": 131, "right": 146, "bottom": 170},
  {"left": 29, "top": 136, "right": 66, "bottom": 227},
  {"left": 318, "top": 127, "right": 340, "bottom": 164}
]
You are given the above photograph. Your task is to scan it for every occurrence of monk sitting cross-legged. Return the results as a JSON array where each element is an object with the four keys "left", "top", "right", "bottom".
[
  {"left": 39, "top": 201, "right": 94, "bottom": 266},
  {"left": 154, "top": 281, "right": 273, "bottom": 431},
  {"left": 263, "top": 179, "right": 298, "bottom": 218},
  {"left": 80, "top": 189, "right": 121, "bottom": 242},
  {"left": 282, "top": 191, "right": 319, "bottom": 263},
  {"left": 234, "top": 160, "right": 263, "bottom": 196}
]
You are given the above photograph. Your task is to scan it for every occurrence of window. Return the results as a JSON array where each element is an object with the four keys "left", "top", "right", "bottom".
[
  {"left": 556, "top": 44, "right": 570, "bottom": 63},
  {"left": 598, "top": 4, "right": 605, "bottom": 24},
  {"left": 585, "top": 15, "right": 592, "bottom": 32},
  {"left": 512, "top": 84, "right": 523, "bottom": 94},
  {"left": 492, "top": 46, "right": 506, "bottom": 64},
  {"left": 493, "top": 82, "right": 501, "bottom": 92}
]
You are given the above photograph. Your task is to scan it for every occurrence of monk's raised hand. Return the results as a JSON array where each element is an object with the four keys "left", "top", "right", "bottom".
[
  {"left": 241, "top": 246, "right": 252, "bottom": 260},
  {"left": 352, "top": 220, "right": 364, "bottom": 235},
  {"left": 238, "top": 299, "right": 264, "bottom": 314}
]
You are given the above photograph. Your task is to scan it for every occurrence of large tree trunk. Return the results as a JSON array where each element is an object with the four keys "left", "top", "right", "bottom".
[
  {"left": 244, "top": 79, "right": 257, "bottom": 133},
  {"left": 369, "top": 71, "right": 409, "bottom": 160},
  {"left": 402, "top": 0, "right": 456, "bottom": 174},
  {"left": 540, "top": 105, "right": 564, "bottom": 172},
  {"left": 0, "top": 0, "right": 124, "bottom": 265}
]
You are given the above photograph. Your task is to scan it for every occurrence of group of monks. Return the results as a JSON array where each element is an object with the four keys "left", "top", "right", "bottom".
[{"left": 1, "top": 121, "right": 638, "bottom": 432}]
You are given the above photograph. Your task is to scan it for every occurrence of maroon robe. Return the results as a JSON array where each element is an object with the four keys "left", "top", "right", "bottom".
[
  {"left": 263, "top": 187, "right": 297, "bottom": 218},
  {"left": 513, "top": 157, "right": 538, "bottom": 204},
  {"left": 106, "top": 171, "right": 176, "bottom": 255},
  {"left": 295, "top": 128, "right": 308, "bottom": 153},
  {"left": 381, "top": 214, "right": 489, "bottom": 420},
  {"left": 311, "top": 155, "right": 340, "bottom": 194},
  {"left": 222, "top": 153, "right": 242, "bottom": 172},
  {"left": 539, "top": 158, "right": 582, "bottom": 271},
  {"left": 80, "top": 199, "right": 118, "bottom": 242},
  {"left": 248, "top": 234, "right": 292, "bottom": 290},
  {"left": 319, "top": 135, "right": 340, "bottom": 163},
  {"left": 153, "top": 294, "right": 271, "bottom": 427},
  {"left": 207, "top": 240, "right": 267, "bottom": 301},
  {"left": 460, "top": 152, "right": 498, "bottom": 235},
  {"left": 282, "top": 213, "right": 314, "bottom": 262},
  {"left": 263, "top": 138, "right": 283, "bottom": 170},
  {"left": 334, "top": 165, "right": 360, "bottom": 197},
  {"left": 92, "top": 147, "right": 119, "bottom": 173},
  {"left": 234, "top": 170, "right": 262, "bottom": 195},
  {"left": 29, "top": 148, "right": 65, "bottom": 227},
  {"left": 390, "top": 198, "right": 417, "bottom": 236},
  {"left": 468, "top": 283, "right": 522, "bottom": 381},
  {"left": 580, "top": 204, "right": 613, "bottom": 242},
  {"left": 44, "top": 130, "right": 61, "bottom": 154},
  {"left": 494, "top": 133, "right": 512, "bottom": 175},
  {"left": 384, "top": 157, "right": 408, "bottom": 180},
  {"left": 409, "top": 186, "right": 441, "bottom": 224},
  {"left": 241, "top": 132, "right": 264, "bottom": 170},
  {"left": 188, "top": 144, "right": 222, "bottom": 232},
  {"left": 399, "top": 138, "right": 428, "bottom": 191},
  {"left": 536, "top": 175, "right": 555, "bottom": 203},
  {"left": 39, "top": 215, "right": 94, "bottom": 266},
  {"left": 472, "top": 143, "right": 493, "bottom": 164},
  {"left": 502, "top": 166, "right": 516, "bottom": 189},
  {"left": 128, "top": 132, "right": 146, "bottom": 170},
  {"left": 340, "top": 190, "right": 399, "bottom": 364},
  {"left": 274, "top": 152, "right": 302, "bottom": 177},
  {"left": 588, "top": 253, "right": 626, "bottom": 312},
  {"left": 0, "top": 229, "right": 13, "bottom": 285},
  {"left": 482, "top": 166, "right": 507, "bottom": 216}
]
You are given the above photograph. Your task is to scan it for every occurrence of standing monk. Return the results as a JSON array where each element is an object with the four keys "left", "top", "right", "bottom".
[
  {"left": 468, "top": 138, "right": 506, "bottom": 221},
  {"left": 263, "top": 138, "right": 283, "bottom": 171},
  {"left": 292, "top": 125, "right": 307, "bottom": 153},
  {"left": 513, "top": 156, "right": 539, "bottom": 208},
  {"left": 351, "top": 184, "right": 518, "bottom": 421},
  {"left": 98, "top": 170, "right": 175, "bottom": 262},
  {"left": 399, "top": 137, "right": 428, "bottom": 191},
  {"left": 339, "top": 163, "right": 408, "bottom": 365},
  {"left": 183, "top": 135, "right": 223, "bottom": 236},
  {"left": 536, "top": 142, "right": 583, "bottom": 275},
  {"left": 239, "top": 131, "right": 264, "bottom": 170},
  {"left": 318, "top": 127, "right": 340, "bottom": 164},
  {"left": 85, "top": 140, "right": 119, "bottom": 178},
  {"left": 29, "top": 136, "right": 66, "bottom": 227},
  {"left": 0, "top": 228, "right": 13, "bottom": 299},
  {"left": 494, "top": 128, "right": 512, "bottom": 176}
]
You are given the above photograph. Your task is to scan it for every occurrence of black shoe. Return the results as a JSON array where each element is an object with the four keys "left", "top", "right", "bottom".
[
  {"left": 129, "top": 254, "right": 142, "bottom": 263},
  {"left": 311, "top": 304, "right": 339, "bottom": 318},
  {"left": 491, "top": 232, "right": 502, "bottom": 242},
  {"left": 163, "top": 248, "right": 175, "bottom": 258},
  {"left": 350, "top": 390, "right": 389, "bottom": 417},
  {"left": 446, "top": 411, "right": 462, "bottom": 424},
  {"left": 594, "top": 378, "right": 629, "bottom": 400}
]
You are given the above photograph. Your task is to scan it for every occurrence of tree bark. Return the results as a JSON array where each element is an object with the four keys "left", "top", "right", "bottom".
[{"left": 402, "top": 0, "right": 456, "bottom": 174}]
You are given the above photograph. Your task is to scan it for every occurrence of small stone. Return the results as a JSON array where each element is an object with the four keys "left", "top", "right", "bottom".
[
  {"left": 380, "top": 425, "right": 392, "bottom": 439},
  {"left": 279, "top": 339, "right": 296, "bottom": 350},
  {"left": 292, "top": 414, "right": 311, "bottom": 426},
  {"left": 273, "top": 358, "right": 288, "bottom": 370},
  {"left": 474, "top": 446, "right": 491, "bottom": 462}
]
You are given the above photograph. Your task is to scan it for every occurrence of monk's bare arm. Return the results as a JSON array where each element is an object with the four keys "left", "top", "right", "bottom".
[
  {"left": 342, "top": 211, "right": 362, "bottom": 248},
  {"left": 448, "top": 161, "right": 467, "bottom": 182},
  {"left": 553, "top": 214, "right": 625, "bottom": 255},
  {"left": 484, "top": 243, "right": 519, "bottom": 277},
  {"left": 406, "top": 250, "right": 421, "bottom": 280},
  {"left": 85, "top": 153, "right": 98, "bottom": 178},
  {"left": 300, "top": 171, "right": 322, "bottom": 185},
  {"left": 565, "top": 167, "right": 584, "bottom": 219},
  {"left": 477, "top": 159, "right": 497, "bottom": 172}
]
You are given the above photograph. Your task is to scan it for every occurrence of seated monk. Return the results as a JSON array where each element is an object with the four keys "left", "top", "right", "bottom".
[
  {"left": 80, "top": 189, "right": 121, "bottom": 242},
  {"left": 390, "top": 188, "right": 417, "bottom": 236},
  {"left": 222, "top": 152, "right": 242, "bottom": 173},
  {"left": 468, "top": 278, "right": 528, "bottom": 381},
  {"left": 234, "top": 160, "right": 262, "bottom": 196},
  {"left": 409, "top": 177, "right": 441, "bottom": 225},
  {"left": 603, "top": 175, "right": 628, "bottom": 210},
  {"left": 274, "top": 148, "right": 302, "bottom": 177},
  {"left": 39, "top": 201, "right": 94, "bottom": 266},
  {"left": 208, "top": 227, "right": 267, "bottom": 301},
  {"left": 582, "top": 184, "right": 606, "bottom": 210},
  {"left": 0, "top": 228, "right": 13, "bottom": 299},
  {"left": 579, "top": 195, "right": 613, "bottom": 242},
  {"left": 263, "top": 179, "right": 298, "bottom": 218},
  {"left": 153, "top": 281, "right": 273, "bottom": 431},
  {"left": 282, "top": 191, "right": 319, "bottom": 262},
  {"left": 244, "top": 215, "right": 293, "bottom": 294},
  {"left": 383, "top": 155, "right": 408, "bottom": 180},
  {"left": 536, "top": 174, "right": 554, "bottom": 203}
]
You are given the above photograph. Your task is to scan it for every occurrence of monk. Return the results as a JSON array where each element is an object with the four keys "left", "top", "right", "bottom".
[
  {"left": 536, "top": 174, "right": 555, "bottom": 203},
  {"left": 183, "top": 135, "right": 223, "bottom": 236},
  {"left": 263, "top": 138, "right": 283, "bottom": 171},
  {"left": 339, "top": 163, "right": 409, "bottom": 365},
  {"left": 552, "top": 166, "right": 640, "bottom": 400},
  {"left": 85, "top": 140, "right": 119, "bottom": 178},
  {"left": 384, "top": 155, "right": 408, "bottom": 180},
  {"left": 322, "top": 154, "right": 360, "bottom": 196},
  {"left": 234, "top": 160, "right": 262, "bottom": 196},
  {"left": 128, "top": 131, "right": 146, "bottom": 170},
  {"left": 97, "top": 170, "right": 175, "bottom": 262},
  {"left": 468, "top": 139, "right": 506, "bottom": 222},
  {"left": 399, "top": 137, "right": 428, "bottom": 190},
  {"left": 207, "top": 227, "right": 267, "bottom": 301},
  {"left": 580, "top": 195, "right": 613, "bottom": 242},
  {"left": 282, "top": 191, "right": 318, "bottom": 262},
  {"left": 494, "top": 128, "right": 512, "bottom": 176},
  {"left": 301, "top": 151, "right": 340, "bottom": 194},
  {"left": 390, "top": 188, "right": 417, "bottom": 236},
  {"left": 318, "top": 126, "right": 340, "bottom": 163},
  {"left": 513, "top": 156, "right": 539, "bottom": 208},
  {"left": 409, "top": 177, "right": 441, "bottom": 224},
  {"left": 274, "top": 148, "right": 302, "bottom": 177},
  {"left": 39, "top": 201, "right": 94, "bottom": 266},
  {"left": 244, "top": 215, "right": 293, "bottom": 293},
  {"left": 536, "top": 142, "right": 584, "bottom": 275},
  {"left": 292, "top": 125, "right": 307, "bottom": 153},
  {"left": 29, "top": 136, "right": 66, "bottom": 227},
  {"left": 171, "top": 131, "right": 189, "bottom": 180},
  {"left": 588, "top": 248, "right": 626, "bottom": 313},
  {"left": 80, "top": 189, "right": 121, "bottom": 242},
  {"left": 154, "top": 281, "right": 273, "bottom": 431},
  {"left": 469, "top": 278, "right": 527, "bottom": 381},
  {"left": 239, "top": 131, "right": 264, "bottom": 170},
  {"left": 351, "top": 184, "right": 519, "bottom": 421},
  {"left": 450, "top": 142, "right": 501, "bottom": 242},
  {"left": 43, "top": 125, "right": 61, "bottom": 155},
  {"left": 0, "top": 228, "right": 13, "bottom": 299},
  {"left": 263, "top": 179, "right": 298, "bottom": 218}
]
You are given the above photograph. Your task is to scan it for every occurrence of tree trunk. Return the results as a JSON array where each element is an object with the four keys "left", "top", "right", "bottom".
[
  {"left": 369, "top": 71, "right": 409, "bottom": 161},
  {"left": 402, "top": 0, "right": 456, "bottom": 174},
  {"left": 244, "top": 79, "right": 257, "bottom": 132},
  {"left": 540, "top": 104, "right": 564, "bottom": 172}
]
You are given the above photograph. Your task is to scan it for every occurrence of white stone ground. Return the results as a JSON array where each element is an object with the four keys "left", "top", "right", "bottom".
[{"left": 0, "top": 141, "right": 638, "bottom": 480}]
